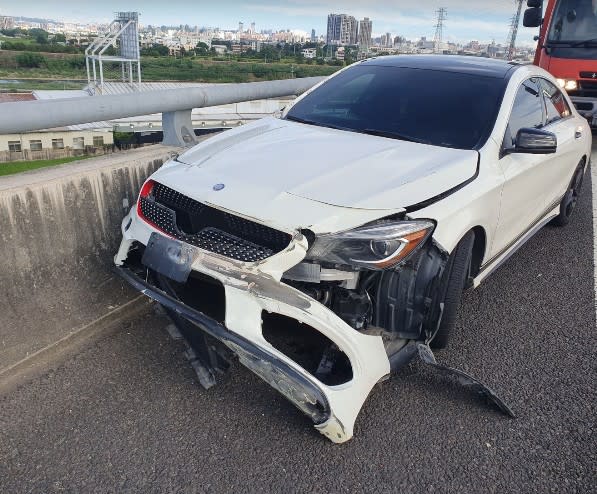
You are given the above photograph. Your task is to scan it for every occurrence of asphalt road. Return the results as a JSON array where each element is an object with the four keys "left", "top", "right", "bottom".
[{"left": 1, "top": 170, "right": 595, "bottom": 493}]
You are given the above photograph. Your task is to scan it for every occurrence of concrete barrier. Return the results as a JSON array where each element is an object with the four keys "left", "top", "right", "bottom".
[{"left": 0, "top": 145, "right": 179, "bottom": 372}]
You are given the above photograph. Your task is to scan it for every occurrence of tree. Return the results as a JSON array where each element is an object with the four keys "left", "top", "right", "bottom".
[
  {"left": 344, "top": 47, "right": 355, "bottom": 65},
  {"left": 29, "top": 28, "right": 49, "bottom": 44},
  {"left": 195, "top": 42, "right": 209, "bottom": 55},
  {"left": 52, "top": 33, "right": 66, "bottom": 43},
  {"left": 16, "top": 52, "right": 47, "bottom": 68}
]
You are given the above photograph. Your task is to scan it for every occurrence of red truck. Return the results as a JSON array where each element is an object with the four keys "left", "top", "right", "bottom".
[{"left": 523, "top": 0, "right": 597, "bottom": 127}]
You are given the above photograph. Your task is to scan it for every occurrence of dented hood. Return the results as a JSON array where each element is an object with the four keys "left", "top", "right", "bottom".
[
  {"left": 156, "top": 117, "right": 478, "bottom": 233},
  {"left": 177, "top": 117, "right": 478, "bottom": 210}
]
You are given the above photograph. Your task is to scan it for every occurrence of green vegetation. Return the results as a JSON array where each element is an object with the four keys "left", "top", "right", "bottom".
[
  {"left": 0, "top": 28, "right": 346, "bottom": 86},
  {"left": 15, "top": 52, "right": 47, "bottom": 68},
  {"left": 140, "top": 58, "right": 338, "bottom": 82},
  {"left": 0, "top": 80, "right": 86, "bottom": 90},
  {"left": 0, "top": 52, "right": 340, "bottom": 84},
  {"left": 0, "top": 28, "right": 84, "bottom": 54},
  {"left": 0, "top": 156, "right": 91, "bottom": 176}
]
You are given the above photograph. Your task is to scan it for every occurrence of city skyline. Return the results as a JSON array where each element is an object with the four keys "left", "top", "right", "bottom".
[{"left": 0, "top": 1, "right": 537, "bottom": 46}]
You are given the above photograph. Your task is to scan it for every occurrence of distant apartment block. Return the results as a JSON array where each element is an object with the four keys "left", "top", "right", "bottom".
[
  {"left": 358, "top": 18, "right": 372, "bottom": 53},
  {"left": 211, "top": 44, "right": 228, "bottom": 54},
  {"left": 327, "top": 13, "right": 358, "bottom": 45}
]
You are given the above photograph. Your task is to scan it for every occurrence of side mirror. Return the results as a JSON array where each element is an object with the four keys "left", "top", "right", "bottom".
[
  {"left": 523, "top": 7, "right": 543, "bottom": 27},
  {"left": 508, "top": 128, "right": 557, "bottom": 154}
]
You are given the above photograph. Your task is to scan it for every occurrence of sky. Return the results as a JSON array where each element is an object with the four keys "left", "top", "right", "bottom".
[{"left": 0, "top": 0, "right": 538, "bottom": 46}]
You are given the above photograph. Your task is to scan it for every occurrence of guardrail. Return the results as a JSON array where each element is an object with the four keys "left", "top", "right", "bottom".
[{"left": 0, "top": 77, "right": 325, "bottom": 146}]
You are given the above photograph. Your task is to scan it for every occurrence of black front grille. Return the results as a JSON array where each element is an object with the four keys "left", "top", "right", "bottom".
[
  {"left": 139, "top": 182, "right": 291, "bottom": 262},
  {"left": 575, "top": 102, "right": 594, "bottom": 111}
]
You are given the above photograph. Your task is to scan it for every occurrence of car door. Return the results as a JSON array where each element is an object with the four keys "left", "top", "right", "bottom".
[
  {"left": 491, "top": 78, "right": 551, "bottom": 259},
  {"left": 538, "top": 78, "right": 581, "bottom": 209}
]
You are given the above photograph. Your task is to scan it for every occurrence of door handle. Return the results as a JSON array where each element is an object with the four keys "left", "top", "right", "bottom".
[{"left": 575, "top": 128, "right": 582, "bottom": 139}]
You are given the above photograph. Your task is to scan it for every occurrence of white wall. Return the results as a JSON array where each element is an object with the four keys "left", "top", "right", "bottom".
[{"left": 0, "top": 129, "right": 114, "bottom": 152}]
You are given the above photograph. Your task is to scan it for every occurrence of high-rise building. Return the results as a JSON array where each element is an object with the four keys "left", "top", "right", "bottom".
[
  {"left": 238, "top": 21, "right": 244, "bottom": 33},
  {"left": 385, "top": 32, "right": 392, "bottom": 47},
  {"left": 358, "top": 18, "right": 372, "bottom": 53},
  {"left": 250, "top": 22, "right": 255, "bottom": 34},
  {"left": 341, "top": 16, "right": 358, "bottom": 45},
  {"left": 327, "top": 13, "right": 357, "bottom": 45},
  {"left": 327, "top": 14, "right": 341, "bottom": 44},
  {"left": 0, "top": 15, "right": 14, "bottom": 30},
  {"left": 311, "top": 29, "right": 316, "bottom": 42}
]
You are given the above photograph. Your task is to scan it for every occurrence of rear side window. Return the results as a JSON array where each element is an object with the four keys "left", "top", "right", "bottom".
[
  {"left": 539, "top": 78, "right": 572, "bottom": 124},
  {"left": 505, "top": 78, "right": 544, "bottom": 148}
]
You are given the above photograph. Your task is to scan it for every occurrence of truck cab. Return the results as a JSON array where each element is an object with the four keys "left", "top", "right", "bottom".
[{"left": 524, "top": 0, "right": 597, "bottom": 127}]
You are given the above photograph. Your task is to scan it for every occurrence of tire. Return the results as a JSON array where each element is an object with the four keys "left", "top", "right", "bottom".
[
  {"left": 551, "top": 163, "right": 585, "bottom": 227},
  {"left": 429, "top": 231, "right": 475, "bottom": 349}
]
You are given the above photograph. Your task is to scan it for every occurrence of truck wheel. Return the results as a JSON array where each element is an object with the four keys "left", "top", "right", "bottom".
[
  {"left": 430, "top": 231, "right": 475, "bottom": 349},
  {"left": 551, "top": 163, "right": 585, "bottom": 227}
]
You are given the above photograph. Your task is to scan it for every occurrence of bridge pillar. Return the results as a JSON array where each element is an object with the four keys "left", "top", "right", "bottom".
[{"left": 162, "top": 109, "right": 197, "bottom": 147}]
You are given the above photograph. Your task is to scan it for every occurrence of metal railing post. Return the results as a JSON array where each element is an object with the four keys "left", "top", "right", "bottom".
[{"left": 162, "top": 110, "right": 197, "bottom": 147}]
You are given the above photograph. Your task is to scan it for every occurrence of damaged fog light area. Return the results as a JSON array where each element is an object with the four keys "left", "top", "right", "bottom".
[{"left": 262, "top": 312, "right": 353, "bottom": 386}]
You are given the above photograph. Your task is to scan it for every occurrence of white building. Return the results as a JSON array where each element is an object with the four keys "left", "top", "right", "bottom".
[{"left": 302, "top": 48, "right": 317, "bottom": 59}]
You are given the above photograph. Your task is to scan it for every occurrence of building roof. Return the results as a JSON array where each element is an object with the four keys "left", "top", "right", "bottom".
[
  {"left": 0, "top": 92, "right": 35, "bottom": 103},
  {"left": 86, "top": 81, "right": 216, "bottom": 95},
  {"left": 364, "top": 55, "right": 519, "bottom": 78},
  {"left": 32, "top": 90, "right": 90, "bottom": 100}
]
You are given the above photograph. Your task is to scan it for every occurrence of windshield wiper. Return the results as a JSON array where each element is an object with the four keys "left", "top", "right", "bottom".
[
  {"left": 571, "top": 37, "right": 597, "bottom": 47},
  {"left": 360, "top": 128, "right": 432, "bottom": 145}
]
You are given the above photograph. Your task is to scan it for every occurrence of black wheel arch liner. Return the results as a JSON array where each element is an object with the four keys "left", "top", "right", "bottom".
[{"left": 373, "top": 237, "right": 450, "bottom": 340}]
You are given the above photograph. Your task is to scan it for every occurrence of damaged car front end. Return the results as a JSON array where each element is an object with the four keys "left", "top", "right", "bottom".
[
  {"left": 110, "top": 55, "right": 577, "bottom": 442},
  {"left": 114, "top": 175, "right": 457, "bottom": 443}
]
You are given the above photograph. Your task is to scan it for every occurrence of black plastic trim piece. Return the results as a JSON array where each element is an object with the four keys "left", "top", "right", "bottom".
[
  {"left": 114, "top": 265, "right": 331, "bottom": 425},
  {"left": 478, "top": 195, "right": 563, "bottom": 273},
  {"left": 404, "top": 152, "right": 481, "bottom": 213}
]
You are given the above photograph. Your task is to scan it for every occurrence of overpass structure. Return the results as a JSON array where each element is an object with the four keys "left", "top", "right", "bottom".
[{"left": 0, "top": 77, "right": 324, "bottom": 147}]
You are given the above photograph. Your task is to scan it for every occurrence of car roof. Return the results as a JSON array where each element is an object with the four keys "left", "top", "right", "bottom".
[{"left": 362, "top": 55, "right": 521, "bottom": 79}]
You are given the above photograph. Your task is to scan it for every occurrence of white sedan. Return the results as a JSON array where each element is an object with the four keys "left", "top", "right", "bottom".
[{"left": 114, "top": 56, "right": 591, "bottom": 443}]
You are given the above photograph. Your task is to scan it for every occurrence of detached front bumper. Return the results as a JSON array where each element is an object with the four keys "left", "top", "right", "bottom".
[{"left": 114, "top": 210, "right": 391, "bottom": 443}]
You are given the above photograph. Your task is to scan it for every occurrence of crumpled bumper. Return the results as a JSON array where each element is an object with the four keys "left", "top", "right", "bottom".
[{"left": 114, "top": 209, "right": 391, "bottom": 443}]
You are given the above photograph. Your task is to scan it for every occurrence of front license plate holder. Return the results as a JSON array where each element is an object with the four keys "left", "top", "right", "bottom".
[{"left": 141, "top": 232, "right": 199, "bottom": 283}]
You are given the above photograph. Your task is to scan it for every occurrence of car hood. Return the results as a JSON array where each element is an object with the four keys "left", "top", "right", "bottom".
[{"left": 157, "top": 117, "right": 478, "bottom": 233}]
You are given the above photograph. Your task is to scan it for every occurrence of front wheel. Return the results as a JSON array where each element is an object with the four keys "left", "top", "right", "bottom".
[
  {"left": 429, "top": 231, "right": 475, "bottom": 349},
  {"left": 551, "top": 163, "right": 585, "bottom": 227}
]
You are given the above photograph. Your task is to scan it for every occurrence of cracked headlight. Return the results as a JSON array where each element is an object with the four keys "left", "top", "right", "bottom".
[{"left": 305, "top": 220, "right": 435, "bottom": 270}]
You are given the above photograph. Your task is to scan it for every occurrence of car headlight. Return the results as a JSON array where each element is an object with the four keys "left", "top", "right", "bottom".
[
  {"left": 556, "top": 78, "right": 578, "bottom": 91},
  {"left": 305, "top": 220, "right": 435, "bottom": 270}
]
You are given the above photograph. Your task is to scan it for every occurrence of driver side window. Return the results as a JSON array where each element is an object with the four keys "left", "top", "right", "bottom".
[{"left": 504, "top": 78, "right": 545, "bottom": 149}]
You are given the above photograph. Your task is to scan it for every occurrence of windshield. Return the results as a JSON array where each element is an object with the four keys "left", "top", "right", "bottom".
[
  {"left": 548, "top": 0, "right": 597, "bottom": 42},
  {"left": 285, "top": 64, "right": 505, "bottom": 150}
]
